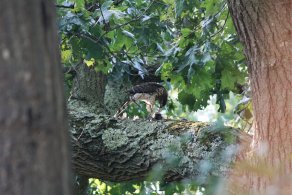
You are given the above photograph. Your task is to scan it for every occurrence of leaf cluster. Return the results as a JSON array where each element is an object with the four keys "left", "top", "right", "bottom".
[{"left": 57, "top": 0, "right": 247, "bottom": 114}]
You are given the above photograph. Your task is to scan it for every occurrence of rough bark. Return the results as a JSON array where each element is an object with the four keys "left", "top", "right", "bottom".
[
  {"left": 68, "top": 97, "right": 250, "bottom": 182},
  {"left": 103, "top": 77, "right": 132, "bottom": 115},
  {"left": 227, "top": 0, "right": 292, "bottom": 193},
  {"left": 70, "top": 64, "right": 107, "bottom": 114},
  {"left": 0, "top": 1, "right": 71, "bottom": 195}
]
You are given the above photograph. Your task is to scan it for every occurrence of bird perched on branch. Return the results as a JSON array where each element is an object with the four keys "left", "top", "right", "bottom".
[{"left": 114, "top": 82, "right": 168, "bottom": 119}]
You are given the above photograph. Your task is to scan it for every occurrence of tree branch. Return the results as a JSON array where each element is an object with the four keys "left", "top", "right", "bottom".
[
  {"left": 69, "top": 98, "right": 250, "bottom": 182},
  {"left": 210, "top": 10, "right": 229, "bottom": 38}
]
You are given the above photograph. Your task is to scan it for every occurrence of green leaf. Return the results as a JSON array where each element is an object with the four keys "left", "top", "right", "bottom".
[
  {"left": 178, "top": 91, "right": 196, "bottom": 110},
  {"left": 202, "top": 0, "right": 224, "bottom": 17},
  {"left": 160, "top": 62, "right": 173, "bottom": 79},
  {"left": 95, "top": 60, "right": 112, "bottom": 74},
  {"left": 181, "top": 28, "right": 192, "bottom": 37},
  {"left": 202, "top": 52, "right": 212, "bottom": 64},
  {"left": 175, "top": 0, "right": 185, "bottom": 17},
  {"left": 61, "top": 50, "right": 72, "bottom": 63},
  {"left": 133, "top": 59, "right": 148, "bottom": 78},
  {"left": 101, "top": 0, "right": 113, "bottom": 9},
  {"left": 97, "top": 1, "right": 124, "bottom": 23},
  {"left": 80, "top": 38, "right": 104, "bottom": 59},
  {"left": 122, "top": 30, "right": 135, "bottom": 39},
  {"left": 156, "top": 43, "right": 165, "bottom": 53},
  {"left": 221, "top": 65, "right": 245, "bottom": 90},
  {"left": 69, "top": 37, "right": 83, "bottom": 59},
  {"left": 75, "top": 0, "right": 85, "bottom": 10}
]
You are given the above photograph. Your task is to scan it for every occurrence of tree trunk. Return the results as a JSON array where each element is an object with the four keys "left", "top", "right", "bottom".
[
  {"left": 0, "top": 1, "right": 71, "bottom": 194},
  {"left": 227, "top": 0, "right": 292, "bottom": 193}
]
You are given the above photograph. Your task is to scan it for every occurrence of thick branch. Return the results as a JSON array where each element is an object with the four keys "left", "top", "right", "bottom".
[{"left": 69, "top": 99, "right": 249, "bottom": 182}]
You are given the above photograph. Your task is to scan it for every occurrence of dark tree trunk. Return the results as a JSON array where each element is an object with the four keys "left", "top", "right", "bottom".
[
  {"left": 227, "top": 0, "right": 292, "bottom": 193},
  {"left": 0, "top": 1, "right": 71, "bottom": 194}
]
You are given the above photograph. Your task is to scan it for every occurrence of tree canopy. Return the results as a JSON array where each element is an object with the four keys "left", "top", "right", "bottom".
[{"left": 58, "top": 0, "right": 247, "bottom": 114}]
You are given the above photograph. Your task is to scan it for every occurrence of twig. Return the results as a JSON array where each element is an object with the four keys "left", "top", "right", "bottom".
[
  {"left": 87, "top": 3, "right": 99, "bottom": 12},
  {"left": 201, "top": 3, "right": 227, "bottom": 27},
  {"left": 98, "top": 0, "right": 107, "bottom": 26},
  {"left": 210, "top": 10, "right": 229, "bottom": 38},
  {"left": 77, "top": 129, "right": 85, "bottom": 140},
  {"left": 73, "top": 32, "right": 138, "bottom": 74},
  {"left": 63, "top": 61, "right": 83, "bottom": 74}
]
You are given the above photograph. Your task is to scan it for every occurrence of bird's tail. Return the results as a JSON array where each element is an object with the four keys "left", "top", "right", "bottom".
[{"left": 114, "top": 100, "right": 131, "bottom": 118}]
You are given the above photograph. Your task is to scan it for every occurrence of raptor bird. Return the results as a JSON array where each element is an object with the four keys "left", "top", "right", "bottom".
[{"left": 114, "top": 82, "right": 168, "bottom": 118}]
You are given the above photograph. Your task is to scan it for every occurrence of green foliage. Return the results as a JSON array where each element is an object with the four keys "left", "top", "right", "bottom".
[
  {"left": 88, "top": 179, "right": 141, "bottom": 194},
  {"left": 57, "top": 0, "right": 247, "bottom": 113},
  {"left": 88, "top": 179, "right": 208, "bottom": 195}
]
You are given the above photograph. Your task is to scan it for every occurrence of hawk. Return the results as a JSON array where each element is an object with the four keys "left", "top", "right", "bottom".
[{"left": 114, "top": 82, "right": 168, "bottom": 118}]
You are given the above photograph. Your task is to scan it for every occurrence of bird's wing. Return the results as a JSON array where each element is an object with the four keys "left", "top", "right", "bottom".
[{"left": 128, "top": 82, "right": 164, "bottom": 95}]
